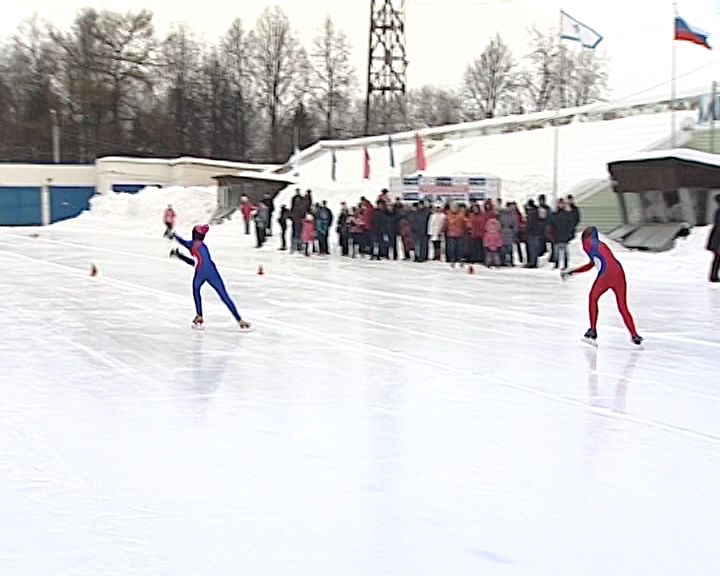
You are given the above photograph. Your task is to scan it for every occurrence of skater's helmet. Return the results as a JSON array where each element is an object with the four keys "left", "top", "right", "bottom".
[
  {"left": 581, "top": 226, "right": 600, "bottom": 251},
  {"left": 192, "top": 224, "right": 209, "bottom": 240},
  {"left": 581, "top": 226, "right": 599, "bottom": 241}
]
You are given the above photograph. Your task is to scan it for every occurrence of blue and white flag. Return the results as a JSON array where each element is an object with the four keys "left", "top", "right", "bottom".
[{"left": 560, "top": 10, "right": 603, "bottom": 49}]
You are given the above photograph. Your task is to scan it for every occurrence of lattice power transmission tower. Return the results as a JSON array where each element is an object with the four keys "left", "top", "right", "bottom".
[{"left": 365, "top": 0, "right": 408, "bottom": 135}]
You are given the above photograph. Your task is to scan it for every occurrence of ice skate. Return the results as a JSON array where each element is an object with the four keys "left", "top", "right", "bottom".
[
  {"left": 582, "top": 329, "right": 597, "bottom": 346},
  {"left": 191, "top": 315, "right": 205, "bottom": 330},
  {"left": 238, "top": 320, "right": 252, "bottom": 332},
  {"left": 632, "top": 335, "right": 644, "bottom": 346},
  {"left": 169, "top": 248, "right": 179, "bottom": 258}
]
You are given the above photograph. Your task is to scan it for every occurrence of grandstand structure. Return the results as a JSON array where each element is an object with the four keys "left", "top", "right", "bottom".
[{"left": 264, "top": 85, "right": 712, "bottom": 236}]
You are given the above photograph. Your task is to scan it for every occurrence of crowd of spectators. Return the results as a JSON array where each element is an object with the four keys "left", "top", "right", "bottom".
[{"left": 240, "top": 188, "right": 582, "bottom": 270}]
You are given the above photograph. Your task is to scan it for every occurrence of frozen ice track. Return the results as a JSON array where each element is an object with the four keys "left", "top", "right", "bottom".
[
  {"left": 1, "top": 227, "right": 719, "bottom": 575},
  {"left": 2, "top": 233, "right": 719, "bottom": 444}
]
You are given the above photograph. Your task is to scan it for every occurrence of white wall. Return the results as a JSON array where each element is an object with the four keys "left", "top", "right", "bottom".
[
  {"left": 169, "top": 163, "right": 228, "bottom": 187},
  {"left": 95, "top": 158, "right": 171, "bottom": 193},
  {"left": 1, "top": 157, "right": 276, "bottom": 195},
  {"left": 0, "top": 164, "right": 95, "bottom": 187},
  {"left": 96, "top": 157, "right": 275, "bottom": 193}
]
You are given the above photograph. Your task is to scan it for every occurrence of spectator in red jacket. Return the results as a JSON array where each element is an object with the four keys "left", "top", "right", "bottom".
[
  {"left": 240, "top": 196, "right": 254, "bottom": 235},
  {"left": 444, "top": 205, "right": 468, "bottom": 267},
  {"left": 302, "top": 213, "right": 316, "bottom": 257},
  {"left": 349, "top": 207, "right": 366, "bottom": 258},
  {"left": 468, "top": 204, "right": 486, "bottom": 264},
  {"left": 361, "top": 198, "right": 375, "bottom": 255},
  {"left": 484, "top": 215, "right": 503, "bottom": 267},
  {"left": 163, "top": 204, "right": 176, "bottom": 238}
]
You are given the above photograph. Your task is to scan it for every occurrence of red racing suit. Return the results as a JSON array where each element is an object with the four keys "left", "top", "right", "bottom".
[{"left": 572, "top": 227, "right": 638, "bottom": 337}]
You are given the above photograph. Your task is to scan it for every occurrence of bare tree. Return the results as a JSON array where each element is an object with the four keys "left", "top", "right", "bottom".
[
  {"left": 251, "top": 6, "right": 307, "bottom": 159},
  {"left": 567, "top": 49, "right": 608, "bottom": 107},
  {"left": 200, "top": 47, "right": 232, "bottom": 157},
  {"left": 160, "top": 23, "right": 204, "bottom": 155},
  {"left": 221, "top": 19, "right": 255, "bottom": 159},
  {"left": 91, "top": 10, "right": 155, "bottom": 132},
  {"left": 518, "top": 26, "right": 556, "bottom": 112},
  {"left": 463, "top": 33, "right": 515, "bottom": 119},
  {"left": 51, "top": 9, "right": 115, "bottom": 159},
  {"left": 310, "top": 16, "right": 356, "bottom": 138},
  {"left": 5, "top": 16, "right": 60, "bottom": 160},
  {"left": 517, "top": 26, "right": 607, "bottom": 112},
  {"left": 407, "top": 85, "right": 464, "bottom": 128}
]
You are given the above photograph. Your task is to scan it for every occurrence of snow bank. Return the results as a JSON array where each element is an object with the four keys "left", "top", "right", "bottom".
[{"left": 65, "top": 186, "right": 218, "bottom": 234}]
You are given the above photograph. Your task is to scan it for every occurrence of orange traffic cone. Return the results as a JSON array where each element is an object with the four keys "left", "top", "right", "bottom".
[
  {"left": 257, "top": 264, "right": 264, "bottom": 275},
  {"left": 467, "top": 264, "right": 475, "bottom": 274},
  {"left": 90, "top": 264, "right": 98, "bottom": 277}
]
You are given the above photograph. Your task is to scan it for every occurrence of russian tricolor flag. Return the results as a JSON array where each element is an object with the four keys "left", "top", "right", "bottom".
[{"left": 674, "top": 16, "right": 712, "bottom": 49}]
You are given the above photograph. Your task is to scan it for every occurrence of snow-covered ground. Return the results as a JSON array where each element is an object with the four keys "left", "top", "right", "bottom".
[
  {"left": 1, "top": 187, "right": 719, "bottom": 576},
  {"left": 290, "top": 110, "right": 698, "bottom": 204}
]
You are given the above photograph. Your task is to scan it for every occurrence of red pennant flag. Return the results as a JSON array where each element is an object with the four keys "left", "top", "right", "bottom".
[
  {"left": 363, "top": 146, "right": 371, "bottom": 179},
  {"left": 415, "top": 132, "right": 427, "bottom": 172}
]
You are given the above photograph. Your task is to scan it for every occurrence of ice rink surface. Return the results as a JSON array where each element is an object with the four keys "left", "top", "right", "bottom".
[{"left": 1, "top": 212, "right": 719, "bottom": 575}]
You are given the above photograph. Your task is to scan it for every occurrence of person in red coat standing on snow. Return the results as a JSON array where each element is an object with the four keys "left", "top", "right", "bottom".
[
  {"left": 240, "top": 196, "right": 254, "bottom": 235},
  {"left": 562, "top": 226, "right": 643, "bottom": 346},
  {"left": 163, "top": 204, "right": 177, "bottom": 238}
]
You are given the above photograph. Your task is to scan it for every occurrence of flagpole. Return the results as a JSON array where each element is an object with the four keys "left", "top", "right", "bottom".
[
  {"left": 671, "top": 1, "right": 678, "bottom": 148},
  {"left": 553, "top": 8, "right": 563, "bottom": 205}
]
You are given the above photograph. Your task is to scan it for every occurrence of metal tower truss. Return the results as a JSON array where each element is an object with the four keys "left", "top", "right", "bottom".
[{"left": 365, "top": 0, "right": 408, "bottom": 135}]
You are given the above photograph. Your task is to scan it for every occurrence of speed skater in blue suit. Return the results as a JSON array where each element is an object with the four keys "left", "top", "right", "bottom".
[{"left": 170, "top": 224, "right": 251, "bottom": 330}]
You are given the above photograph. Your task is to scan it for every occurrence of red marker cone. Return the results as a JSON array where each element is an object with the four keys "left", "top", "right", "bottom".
[
  {"left": 257, "top": 264, "right": 264, "bottom": 275},
  {"left": 90, "top": 264, "right": 98, "bottom": 277},
  {"left": 467, "top": 264, "right": 475, "bottom": 275}
]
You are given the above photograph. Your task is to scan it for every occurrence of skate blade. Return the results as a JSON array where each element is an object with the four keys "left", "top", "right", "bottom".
[
  {"left": 191, "top": 324, "right": 205, "bottom": 331},
  {"left": 582, "top": 337, "right": 598, "bottom": 347},
  {"left": 238, "top": 325, "right": 254, "bottom": 333}
]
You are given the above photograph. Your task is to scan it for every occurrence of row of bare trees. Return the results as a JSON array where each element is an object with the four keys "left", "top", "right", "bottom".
[{"left": 0, "top": 7, "right": 607, "bottom": 163}]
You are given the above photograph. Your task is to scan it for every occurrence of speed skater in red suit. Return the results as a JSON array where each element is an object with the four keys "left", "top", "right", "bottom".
[{"left": 561, "top": 226, "right": 643, "bottom": 346}]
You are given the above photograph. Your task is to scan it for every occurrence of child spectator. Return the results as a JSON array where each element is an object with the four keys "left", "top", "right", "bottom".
[
  {"left": 302, "top": 213, "right": 316, "bottom": 257},
  {"left": 484, "top": 215, "right": 503, "bottom": 267}
]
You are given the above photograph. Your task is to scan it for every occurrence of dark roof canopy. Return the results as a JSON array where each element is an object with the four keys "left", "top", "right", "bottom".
[{"left": 608, "top": 151, "right": 720, "bottom": 194}]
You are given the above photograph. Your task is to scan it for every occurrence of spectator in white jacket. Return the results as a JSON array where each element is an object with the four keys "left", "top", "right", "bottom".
[{"left": 428, "top": 204, "right": 447, "bottom": 261}]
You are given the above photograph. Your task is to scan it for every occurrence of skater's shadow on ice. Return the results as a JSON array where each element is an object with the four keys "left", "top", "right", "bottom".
[
  {"left": 189, "top": 335, "right": 231, "bottom": 398},
  {"left": 585, "top": 348, "right": 640, "bottom": 415},
  {"left": 583, "top": 349, "right": 640, "bottom": 466}
]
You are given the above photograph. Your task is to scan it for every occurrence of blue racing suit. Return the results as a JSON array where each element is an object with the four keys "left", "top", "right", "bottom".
[{"left": 173, "top": 234, "right": 242, "bottom": 321}]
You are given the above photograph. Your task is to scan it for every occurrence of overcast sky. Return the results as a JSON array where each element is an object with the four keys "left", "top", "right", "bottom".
[{"left": 2, "top": 0, "right": 719, "bottom": 103}]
